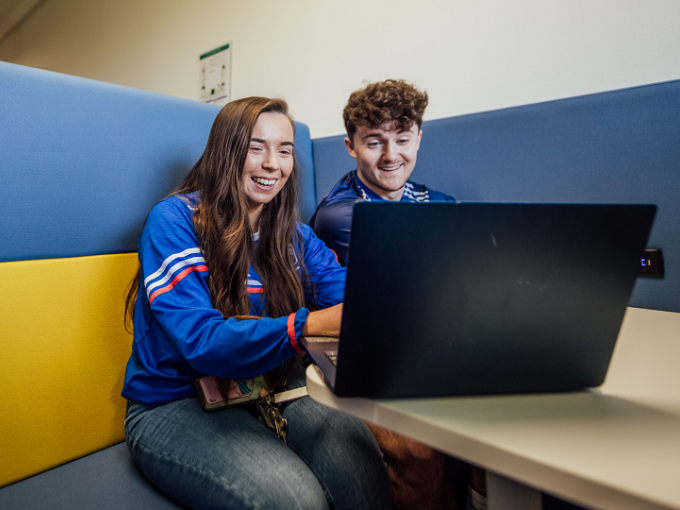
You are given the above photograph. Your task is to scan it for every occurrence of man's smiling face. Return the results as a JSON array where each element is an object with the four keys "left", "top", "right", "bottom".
[{"left": 345, "top": 122, "right": 422, "bottom": 202}]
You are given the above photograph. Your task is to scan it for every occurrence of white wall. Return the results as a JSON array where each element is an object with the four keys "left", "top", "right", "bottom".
[{"left": 2, "top": 0, "right": 680, "bottom": 138}]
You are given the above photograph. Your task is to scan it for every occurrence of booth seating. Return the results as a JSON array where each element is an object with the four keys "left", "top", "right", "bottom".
[
  {"left": 0, "top": 61, "right": 315, "bottom": 509},
  {"left": 1, "top": 60, "right": 679, "bottom": 509}
]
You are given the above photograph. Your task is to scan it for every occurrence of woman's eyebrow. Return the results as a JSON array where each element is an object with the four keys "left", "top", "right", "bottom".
[{"left": 250, "top": 138, "right": 294, "bottom": 146}]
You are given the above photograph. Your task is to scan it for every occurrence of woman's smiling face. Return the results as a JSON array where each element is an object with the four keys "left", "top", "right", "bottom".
[{"left": 242, "top": 112, "right": 295, "bottom": 225}]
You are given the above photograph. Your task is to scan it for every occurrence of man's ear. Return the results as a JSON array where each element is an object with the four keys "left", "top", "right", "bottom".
[
  {"left": 344, "top": 137, "right": 358, "bottom": 160},
  {"left": 415, "top": 129, "right": 423, "bottom": 151}
]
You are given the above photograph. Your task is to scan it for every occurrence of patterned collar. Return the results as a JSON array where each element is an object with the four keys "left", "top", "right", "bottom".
[{"left": 354, "top": 171, "right": 430, "bottom": 203}]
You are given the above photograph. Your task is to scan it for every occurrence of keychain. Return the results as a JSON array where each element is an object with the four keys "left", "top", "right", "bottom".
[{"left": 255, "top": 388, "right": 289, "bottom": 444}]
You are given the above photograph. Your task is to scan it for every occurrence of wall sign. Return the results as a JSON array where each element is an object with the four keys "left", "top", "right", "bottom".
[{"left": 199, "top": 43, "right": 231, "bottom": 106}]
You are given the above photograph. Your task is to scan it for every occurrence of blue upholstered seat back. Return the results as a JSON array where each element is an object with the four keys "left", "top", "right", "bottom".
[
  {"left": 0, "top": 61, "right": 317, "bottom": 264},
  {"left": 312, "top": 80, "right": 680, "bottom": 313}
]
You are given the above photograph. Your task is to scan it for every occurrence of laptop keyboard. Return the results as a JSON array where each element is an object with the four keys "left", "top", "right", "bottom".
[{"left": 325, "top": 350, "right": 338, "bottom": 366}]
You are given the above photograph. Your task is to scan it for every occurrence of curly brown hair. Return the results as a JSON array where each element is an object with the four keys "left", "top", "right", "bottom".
[{"left": 343, "top": 79, "right": 429, "bottom": 140}]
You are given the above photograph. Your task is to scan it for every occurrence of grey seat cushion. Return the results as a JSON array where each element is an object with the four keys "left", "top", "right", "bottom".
[{"left": 0, "top": 443, "right": 187, "bottom": 510}]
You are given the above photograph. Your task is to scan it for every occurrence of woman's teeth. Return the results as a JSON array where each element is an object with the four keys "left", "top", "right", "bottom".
[{"left": 253, "top": 177, "right": 276, "bottom": 186}]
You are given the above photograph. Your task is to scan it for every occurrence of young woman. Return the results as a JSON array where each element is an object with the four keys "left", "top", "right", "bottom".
[{"left": 122, "top": 97, "right": 391, "bottom": 510}]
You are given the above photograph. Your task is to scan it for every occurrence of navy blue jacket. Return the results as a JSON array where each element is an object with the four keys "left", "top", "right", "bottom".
[{"left": 309, "top": 170, "right": 455, "bottom": 264}]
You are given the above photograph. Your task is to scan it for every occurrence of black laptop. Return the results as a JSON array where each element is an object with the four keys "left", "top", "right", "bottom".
[{"left": 301, "top": 202, "right": 656, "bottom": 398}]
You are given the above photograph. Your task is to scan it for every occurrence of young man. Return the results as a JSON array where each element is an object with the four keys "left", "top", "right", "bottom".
[
  {"left": 309, "top": 79, "right": 455, "bottom": 265},
  {"left": 309, "top": 80, "right": 462, "bottom": 510}
]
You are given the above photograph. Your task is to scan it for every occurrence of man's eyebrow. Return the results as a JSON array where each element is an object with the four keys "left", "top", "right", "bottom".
[{"left": 361, "top": 131, "right": 411, "bottom": 141}]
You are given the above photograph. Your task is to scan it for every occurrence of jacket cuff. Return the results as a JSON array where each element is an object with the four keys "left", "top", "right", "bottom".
[{"left": 288, "top": 308, "right": 310, "bottom": 353}]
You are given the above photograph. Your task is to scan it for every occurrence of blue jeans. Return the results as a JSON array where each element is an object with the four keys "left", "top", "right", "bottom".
[{"left": 125, "top": 373, "right": 392, "bottom": 510}]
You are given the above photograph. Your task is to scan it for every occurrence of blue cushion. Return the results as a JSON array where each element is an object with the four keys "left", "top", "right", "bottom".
[
  {"left": 294, "top": 121, "right": 317, "bottom": 223},
  {"left": 0, "top": 62, "right": 316, "bottom": 262},
  {"left": 312, "top": 134, "right": 355, "bottom": 203}
]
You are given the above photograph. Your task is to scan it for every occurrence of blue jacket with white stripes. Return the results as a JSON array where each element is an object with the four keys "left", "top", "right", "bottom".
[
  {"left": 309, "top": 170, "right": 455, "bottom": 265},
  {"left": 122, "top": 193, "right": 346, "bottom": 405}
]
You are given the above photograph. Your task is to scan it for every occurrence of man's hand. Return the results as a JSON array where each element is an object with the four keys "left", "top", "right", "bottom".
[{"left": 302, "top": 303, "right": 343, "bottom": 338}]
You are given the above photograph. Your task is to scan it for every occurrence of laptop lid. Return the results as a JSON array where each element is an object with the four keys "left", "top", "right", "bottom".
[{"left": 328, "top": 202, "right": 655, "bottom": 398}]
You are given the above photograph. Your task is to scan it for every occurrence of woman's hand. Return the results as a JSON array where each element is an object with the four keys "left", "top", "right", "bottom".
[{"left": 302, "top": 303, "right": 343, "bottom": 338}]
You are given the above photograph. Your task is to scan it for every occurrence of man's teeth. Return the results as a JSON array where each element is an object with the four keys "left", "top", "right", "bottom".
[
  {"left": 380, "top": 165, "right": 401, "bottom": 171},
  {"left": 253, "top": 177, "right": 276, "bottom": 186}
]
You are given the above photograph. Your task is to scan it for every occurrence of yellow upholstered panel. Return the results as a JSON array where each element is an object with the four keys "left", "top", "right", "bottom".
[{"left": 0, "top": 253, "right": 138, "bottom": 487}]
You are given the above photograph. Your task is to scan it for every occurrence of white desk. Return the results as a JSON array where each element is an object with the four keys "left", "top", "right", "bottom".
[{"left": 306, "top": 307, "right": 680, "bottom": 510}]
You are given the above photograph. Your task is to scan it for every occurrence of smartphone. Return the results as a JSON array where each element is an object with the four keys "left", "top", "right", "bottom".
[{"left": 195, "top": 375, "right": 265, "bottom": 412}]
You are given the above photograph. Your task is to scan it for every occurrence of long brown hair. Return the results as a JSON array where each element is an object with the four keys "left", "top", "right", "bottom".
[{"left": 125, "top": 97, "right": 310, "bottom": 395}]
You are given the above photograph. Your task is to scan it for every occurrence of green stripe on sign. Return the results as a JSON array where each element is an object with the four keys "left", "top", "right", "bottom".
[{"left": 200, "top": 43, "right": 230, "bottom": 60}]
